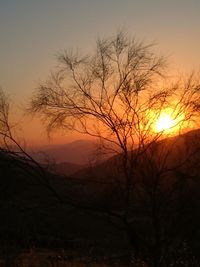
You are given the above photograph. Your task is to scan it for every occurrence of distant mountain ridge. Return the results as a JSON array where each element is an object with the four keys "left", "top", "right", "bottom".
[
  {"left": 73, "top": 128, "right": 200, "bottom": 181},
  {"left": 31, "top": 139, "right": 98, "bottom": 165},
  {"left": 31, "top": 139, "right": 118, "bottom": 167},
  {"left": 48, "top": 161, "right": 84, "bottom": 176},
  {"left": 30, "top": 129, "right": 200, "bottom": 178}
]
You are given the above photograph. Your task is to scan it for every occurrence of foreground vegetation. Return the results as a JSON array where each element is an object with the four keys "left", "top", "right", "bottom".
[{"left": 0, "top": 247, "right": 199, "bottom": 267}]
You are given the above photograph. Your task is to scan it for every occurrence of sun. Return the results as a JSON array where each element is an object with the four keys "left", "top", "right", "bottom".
[
  {"left": 155, "top": 113, "right": 176, "bottom": 132},
  {"left": 153, "top": 107, "right": 185, "bottom": 134}
]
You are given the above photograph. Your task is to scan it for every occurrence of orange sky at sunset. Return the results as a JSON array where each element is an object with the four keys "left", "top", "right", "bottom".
[{"left": 1, "top": 0, "right": 200, "bottom": 146}]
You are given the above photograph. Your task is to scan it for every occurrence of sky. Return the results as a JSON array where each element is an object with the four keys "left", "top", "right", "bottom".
[{"left": 0, "top": 0, "right": 200, "bottom": 145}]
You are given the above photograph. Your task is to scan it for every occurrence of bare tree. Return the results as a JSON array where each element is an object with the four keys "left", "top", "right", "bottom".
[
  {"left": 0, "top": 88, "right": 72, "bottom": 207},
  {"left": 30, "top": 33, "right": 200, "bottom": 201},
  {"left": 30, "top": 32, "right": 200, "bottom": 264}
]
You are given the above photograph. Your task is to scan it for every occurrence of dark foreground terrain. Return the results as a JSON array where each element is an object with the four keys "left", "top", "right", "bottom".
[{"left": 1, "top": 130, "right": 200, "bottom": 266}]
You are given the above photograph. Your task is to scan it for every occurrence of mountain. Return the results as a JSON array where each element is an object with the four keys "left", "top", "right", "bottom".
[
  {"left": 0, "top": 150, "right": 123, "bottom": 250},
  {"left": 2, "top": 128, "right": 200, "bottom": 260},
  {"left": 48, "top": 161, "right": 84, "bottom": 176},
  {"left": 31, "top": 139, "right": 103, "bottom": 165},
  {"left": 73, "top": 129, "right": 200, "bottom": 182}
]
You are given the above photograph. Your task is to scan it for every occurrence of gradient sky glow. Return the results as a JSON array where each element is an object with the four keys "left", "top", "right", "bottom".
[{"left": 0, "top": 0, "right": 200, "bottom": 145}]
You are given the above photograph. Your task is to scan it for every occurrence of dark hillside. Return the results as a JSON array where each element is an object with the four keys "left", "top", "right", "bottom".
[
  {"left": 0, "top": 151, "right": 126, "bottom": 252},
  {"left": 71, "top": 129, "right": 200, "bottom": 261},
  {"left": 74, "top": 129, "right": 200, "bottom": 182},
  {"left": 48, "top": 161, "right": 84, "bottom": 176},
  {"left": 1, "top": 129, "right": 200, "bottom": 262}
]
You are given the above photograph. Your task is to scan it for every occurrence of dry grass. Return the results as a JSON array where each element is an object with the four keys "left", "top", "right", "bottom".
[{"left": 0, "top": 248, "right": 141, "bottom": 267}]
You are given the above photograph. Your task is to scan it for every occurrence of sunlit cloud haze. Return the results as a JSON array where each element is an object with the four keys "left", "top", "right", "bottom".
[{"left": 0, "top": 0, "right": 200, "bottom": 145}]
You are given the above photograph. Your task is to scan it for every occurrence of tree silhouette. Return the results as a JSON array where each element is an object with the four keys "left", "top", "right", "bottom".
[
  {"left": 30, "top": 32, "right": 200, "bottom": 265},
  {"left": 31, "top": 32, "right": 200, "bottom": 203},
  {"left": 0, "top": 88, "right": 69, "bottom": 205}
]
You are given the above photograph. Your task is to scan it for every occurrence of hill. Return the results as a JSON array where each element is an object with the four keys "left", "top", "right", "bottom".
[
  {"left": 47, "top": 161, "right": 84, "bottom": 176},
  {"left": 31, "top": 139, "right": 119, "bottom": 166},
  {"left": 0, "top": 150, "right": 125, "bottom": 251},
  {"left": 31, "top": 139, "right": 114, "bottom": 165},
  {"left": 1, "top": 129, "right": 200, "bottom": 263},
  {"left": 73, "top": 129, "right": 200, "bottom": 182}
]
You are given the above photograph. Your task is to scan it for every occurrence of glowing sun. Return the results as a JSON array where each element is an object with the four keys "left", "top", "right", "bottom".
[{"left": 155, "top": 113, "right": 176, "bottom": 132}]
